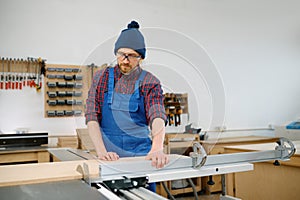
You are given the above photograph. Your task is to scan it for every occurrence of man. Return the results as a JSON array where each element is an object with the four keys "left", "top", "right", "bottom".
[{"left": 85, "top": 21, "right": 169, "bottom": 172}]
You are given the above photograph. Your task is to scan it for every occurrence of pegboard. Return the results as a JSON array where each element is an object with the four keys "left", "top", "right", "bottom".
[
  {"left": 44, "top": 63, "right": 107, "bottom": 118},
  {"left": 44, "top": 64, "right": 88, "bottom": 118}
]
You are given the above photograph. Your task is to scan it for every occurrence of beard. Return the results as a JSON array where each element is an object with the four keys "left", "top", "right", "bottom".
[{"left": 119, "top": 63, "right": 133, "bottom": 73}]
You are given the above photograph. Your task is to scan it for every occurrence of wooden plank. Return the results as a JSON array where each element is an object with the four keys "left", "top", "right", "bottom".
[
  {"left": 57, "top": 136, "right": 78, "bottom": 148},
  {"left": 0, "top": 160, "right": 99, "bottom": 187},
  {"left": 0, "top": 148, "right": 50, "bottom": 164},
  {"left": 76, "top": 128, "right": 96, "bottom": 151},
  {"left": 0, "top": 152, "right": 37, "bottom": 164},
  {"left": 37, "top": 151, "right": 50, "bottom": 162}
]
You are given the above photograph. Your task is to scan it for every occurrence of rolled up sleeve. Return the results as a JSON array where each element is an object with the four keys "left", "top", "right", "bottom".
[
  {"left": 143, "top": 74, "right": 167, "bottom": 127},
  {"left": 85, "top": 69, "right": 106, "bottom": 124}
]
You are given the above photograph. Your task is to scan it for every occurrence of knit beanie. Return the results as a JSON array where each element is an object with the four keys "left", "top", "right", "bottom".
[{"left": 114, "top": 21, "right": 146, "bottom": 59}]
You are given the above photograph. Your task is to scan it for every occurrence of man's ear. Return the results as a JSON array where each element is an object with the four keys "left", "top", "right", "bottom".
[{"left": 139, "top": 59, "right": 144, "bottom": 65}]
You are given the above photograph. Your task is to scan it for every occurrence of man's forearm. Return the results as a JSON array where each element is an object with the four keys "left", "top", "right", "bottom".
[
  {"left": 87, "top": 121, "right": 107, "bottom": 156},
  {"left": 146, "top": 117, "right": 169, "bottom": 168},
  {"left": 150, "top": 118, "right": 166, "bottom": 151}
]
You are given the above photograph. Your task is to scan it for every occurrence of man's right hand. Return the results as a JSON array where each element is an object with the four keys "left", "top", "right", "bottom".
[{"left": 98, "top": 152, "right": 119, "bottom": 161}]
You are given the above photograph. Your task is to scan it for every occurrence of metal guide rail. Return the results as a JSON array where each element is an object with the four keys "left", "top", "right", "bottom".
[{"left": 48, "top": 137, "right": 296, "bottom": 200}]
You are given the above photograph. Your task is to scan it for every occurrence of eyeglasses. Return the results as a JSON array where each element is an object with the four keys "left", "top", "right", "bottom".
[{"left": 116, "top": 52, "right": 141, "bottom": 61}]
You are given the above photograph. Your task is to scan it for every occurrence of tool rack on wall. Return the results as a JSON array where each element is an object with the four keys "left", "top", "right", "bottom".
[
  {"left": 44, "top": 63, "right": 106, "bottom": 118},
  {"left": 1, "top": 56, "right": 108, "bottom": 118},
  {"left": 163, "top": 93, "right": 188, "bottom": 126},
  {"left": 0, "top": 57, "right": 45, "bottom": 91},
  {"left": 44, "top": 64, "right": 87, "bottom": 118}
]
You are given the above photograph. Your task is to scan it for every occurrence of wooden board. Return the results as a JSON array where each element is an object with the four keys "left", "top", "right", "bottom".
[
  {"left": 0, "top": 160, "right": 99, "bottom": 187},
  {"left": 57, "top": 136, "right": 79, "bottom": 148},
  {"left": 76, "top": 128, "right": 96, "bottom": 152},
  {"left": 0, "top": 150, "right": 50, "bottom": 164}
]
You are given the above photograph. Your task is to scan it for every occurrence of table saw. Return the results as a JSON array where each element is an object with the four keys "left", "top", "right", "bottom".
[{"left": 0, "top": 137, "right": 296, "bottom": 200}]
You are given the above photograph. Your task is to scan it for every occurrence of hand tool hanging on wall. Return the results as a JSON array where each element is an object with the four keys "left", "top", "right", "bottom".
[
  {"left": 163, "top": 93, "right": 186, "bottom": 127},
  {"left": 35, "top": 58, "right": 41, "bottom": 91},
  {"left": 87, "top": 63, "right": 97, "bottom": 78},
  {"left": 30, "top": 57, "right": 36, "bottom": 88},
  {"left": 19, "top": 72, "right": 23, "bottom": 90},
  {"left": 21, "top": 58, "right": 26, "bottom": 87},
  {"left": 15, "top": 59, "right": 19, "bottom": 89},
  {"left": 36, "top": 57, "right": 46, "bottom": 91},
  {"left": 175, "top": 107, "right": 182, "bottom": 126},
  {"left": 0, "top": 57, "right": 4, "bottom": 89},
  {"left": 4, "top": 58, "right": 8, "bottom": 90},
  {"left": 7, "top": 58, "right": 12, "bottom": 90},
  {"left": 11, "top": 58, "right": 16, "bottom": 89},
  {"left": 26, "top": 57, "right": 31, "bottom": 87},
  {"left": 28, "top": 57, "right": 34, "bottom": 88}
]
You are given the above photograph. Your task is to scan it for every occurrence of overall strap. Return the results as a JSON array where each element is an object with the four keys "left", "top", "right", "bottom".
[
  {"left": 107, "top": 67, "right": 114, "bottom": 104},
  {"left": 133, "top": 70, "right": 147, "bottom": 99}
]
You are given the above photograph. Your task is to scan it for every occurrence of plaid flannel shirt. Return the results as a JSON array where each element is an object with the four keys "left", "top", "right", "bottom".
[{"left": 85, "top": 65, "right": 166, "bottom": 127}]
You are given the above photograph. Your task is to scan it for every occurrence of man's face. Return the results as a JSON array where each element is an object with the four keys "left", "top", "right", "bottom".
[{"left": 116, "top": 48, "right": 141, "bottom": 74}]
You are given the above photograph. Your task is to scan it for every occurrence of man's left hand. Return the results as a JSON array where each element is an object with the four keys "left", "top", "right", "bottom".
[{"left": 145, "top": 150, "right": 169, "bottom": 169}]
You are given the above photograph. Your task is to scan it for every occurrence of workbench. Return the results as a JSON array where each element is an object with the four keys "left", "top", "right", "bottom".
[
  {"left": 0, "top": 146, "right": 50, "bottom": 164},
  {"left": 200, "top": 136, "right": 278, "bottom": 194},
  {"left": 224, "top": 140, "right": 300, "bottom": 200}
]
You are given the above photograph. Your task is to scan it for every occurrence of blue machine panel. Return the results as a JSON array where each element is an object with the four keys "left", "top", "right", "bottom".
[{"left": 286, "top": 121, "right": 300, "bottom": 129}]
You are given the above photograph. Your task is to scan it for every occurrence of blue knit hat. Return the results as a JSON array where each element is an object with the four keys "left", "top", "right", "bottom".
[{"left": 114, "top": 21, "right": 146, "bottom": 59}]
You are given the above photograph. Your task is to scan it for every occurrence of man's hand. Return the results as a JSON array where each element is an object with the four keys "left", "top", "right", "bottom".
[
  {"left": 98, "top": 152, "right": 119, "bottom": 161},
  {"left": 146, "top": 149, "right": 169, "bottom": 169}
]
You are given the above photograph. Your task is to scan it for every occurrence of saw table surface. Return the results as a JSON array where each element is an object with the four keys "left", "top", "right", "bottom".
[{"left": 0, "top": 180, "right": 106, "bottom": 200}]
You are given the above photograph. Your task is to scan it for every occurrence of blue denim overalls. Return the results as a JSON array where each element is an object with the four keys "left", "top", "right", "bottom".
[
  {"left": 100, "top": 67, "right": 156, "bottom": 191},
  {"left": 101, "top": 67, "right": 151, "bottom": 156}
]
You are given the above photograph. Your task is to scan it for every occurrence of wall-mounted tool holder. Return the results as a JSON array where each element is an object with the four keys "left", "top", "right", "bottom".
[
  {"left": 0, "top": 57, "right": 46, "bottom": 91},
  {"left": 44, "top": 64, "right": 88, "bottom": 118},
  {"left": 163, "top": 93, "right": 188, "bottom": 127}
]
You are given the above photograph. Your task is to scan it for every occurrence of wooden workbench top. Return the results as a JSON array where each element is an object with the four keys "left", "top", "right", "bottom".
[
  {"left": 0, "top": 160, "right": 99, "bottom": 187},
  {"left": 0, "top": 146, "right": 49, "bottom": 154}
]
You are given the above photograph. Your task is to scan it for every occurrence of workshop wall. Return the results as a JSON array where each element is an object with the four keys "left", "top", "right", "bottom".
[{"left": 0, "top": 0, "right": 299, "bottom": 138}]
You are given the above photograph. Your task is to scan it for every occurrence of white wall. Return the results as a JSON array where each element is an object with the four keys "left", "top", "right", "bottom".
[{"left": 0, "top": 0, "right": 299, "bottom": 138}]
